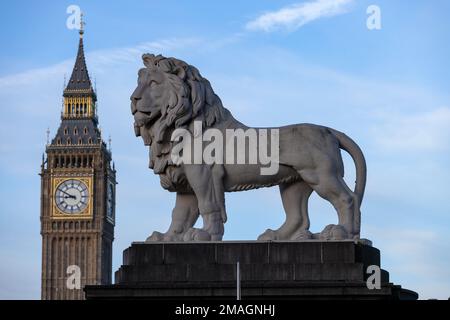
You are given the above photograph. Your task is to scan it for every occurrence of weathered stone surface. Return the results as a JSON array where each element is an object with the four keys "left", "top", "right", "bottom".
[
  {"left": 163, "top": 243, "right": 217, "bottom": 264},
  {"left": 216, "top": 242, "right": 269, "bottom": 264},
  {"left": 322, "top": 241, "right": 356, "bottom": 263},
  {"left": 268, "top": 242, "right": 322, "bottom": 264},
  {"left": 85, "top": 241, "right": 417, "bottom": 300},
  {"left": 123, "top": 243, "right": 164, "bottom": 265},
  {"left": 294, "top": 263, "right": 363, "bottom": 281}
]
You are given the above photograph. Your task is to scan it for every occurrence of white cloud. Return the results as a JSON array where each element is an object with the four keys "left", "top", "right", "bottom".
[
  {"left": 88, "top": 38, "right": 202, "bottom": 72},
  {"left": 372, "top": 107, "right": 450, "bottom": 152},
  {"left": 0, "top": 37, "right": 202, "bottom": 89},
  {"left": 246, "top": 0, "right": 354, "bottom": 32}
]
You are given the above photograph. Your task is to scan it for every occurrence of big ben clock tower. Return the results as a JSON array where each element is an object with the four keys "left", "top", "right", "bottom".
[{"left": 40, "top": 20, "right": 116, "bottom": 300}]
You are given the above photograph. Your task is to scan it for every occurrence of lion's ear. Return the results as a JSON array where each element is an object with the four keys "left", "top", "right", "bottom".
[{"left": 142, "top": 54, "right": 155, "bottom": 68}]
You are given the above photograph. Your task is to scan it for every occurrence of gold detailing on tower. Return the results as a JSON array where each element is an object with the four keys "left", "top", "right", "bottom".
[
  {"left": 63, "top": 95, "right": 95, "bottom": 118},
  {"left": 51, "top": 176, "right": 93, "bottom": 219}
]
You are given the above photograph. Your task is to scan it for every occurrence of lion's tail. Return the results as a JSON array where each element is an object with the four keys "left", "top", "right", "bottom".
[{"left": 329, "top": 128, "right": 367, "bottom": 208}]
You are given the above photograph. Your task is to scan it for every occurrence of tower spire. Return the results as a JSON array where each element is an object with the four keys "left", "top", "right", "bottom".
[
  {"left": 65, "top": 12, "right": 92, "bottom": 92},
  {"left": 63, "top": 12, "right": 97, "bottom": 120},
  {"left": 79, "top": 11, "right": 85, "bottom": 38}
]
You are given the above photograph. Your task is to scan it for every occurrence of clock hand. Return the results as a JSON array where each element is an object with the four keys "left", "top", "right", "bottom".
[{"left": 60, "top": 189, "right": 76, "bottom": 199}]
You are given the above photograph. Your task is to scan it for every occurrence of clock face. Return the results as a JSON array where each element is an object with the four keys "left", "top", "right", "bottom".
[
  {"left": 55, "top": 179, "right": 89, "bottom": 214},
  {"left": 106, "top": 183, "right": 114, "bottom": 219}
]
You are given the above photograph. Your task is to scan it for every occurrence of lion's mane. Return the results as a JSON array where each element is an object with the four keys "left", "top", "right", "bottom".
[{"left": 137, "top": 54, "right": 230, "bottom": 188}]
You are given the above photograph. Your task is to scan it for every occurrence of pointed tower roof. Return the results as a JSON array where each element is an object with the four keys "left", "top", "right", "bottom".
[
  {"left": 64, "top": 13, "right": 95, "bottom": 95},
  {"left": 48, "top": 11, "right": 108, "bottom": 152}
]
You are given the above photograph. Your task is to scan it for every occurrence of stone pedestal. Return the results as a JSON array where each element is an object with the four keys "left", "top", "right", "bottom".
[{"left": 84, "top": 241, "right": 417, "bottom": 300}]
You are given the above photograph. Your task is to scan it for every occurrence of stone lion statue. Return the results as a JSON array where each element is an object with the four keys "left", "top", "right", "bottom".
[{"left": 130, "top": 54, "right": 366, "bottom": 242}]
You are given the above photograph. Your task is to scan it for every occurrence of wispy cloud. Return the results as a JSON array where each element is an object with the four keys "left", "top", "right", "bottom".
[
  {"left": 89, "top": 38, "right": 202, "bottom": 72},
  {"left": 0, "top": 37, "right": 202, "bottom": 89},
  {"left": 246, "top": 0, "right": 354, "bottom": 32},
  {"left": 372, "top": 107, "right": 450, "bottom": 153}
]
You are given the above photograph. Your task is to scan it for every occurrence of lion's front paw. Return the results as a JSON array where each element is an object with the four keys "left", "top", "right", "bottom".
[
  {"left": 146, "top": 231, "right": 165, "bottom": 242},
  {"left": 291, "top": 229, "right": 313, "bottom": 240},
  {"left": 183, "top": 228, "right": 212, "bottom": 241},
  {"left": 257, "top": 229, "right": 278, "bottom": 241},
  {"left": 318, "top": 224, "right": 349, "bottom": 240}
]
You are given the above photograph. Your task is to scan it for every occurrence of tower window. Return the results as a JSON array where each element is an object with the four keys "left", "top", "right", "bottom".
[
  {"left": 74, "top": 127, "right": 78, "bottom": 135},
  {"left": 88, "top": 138, "right": 93, "bottom": 144},
  {"left": 57, "top": 138, "right": 61, "bottom": 145},
  {"left": 64, "top": 127, "right": 68, "bottom": 135},
  {"left": 78, "top": 138, "right": 82, "bottom": 145},
  {"left": 67, "top": 138, "right": 71, "bottom": 145},
  {"left": 84, "top": 127, "right": 88, "bottom": 134}
]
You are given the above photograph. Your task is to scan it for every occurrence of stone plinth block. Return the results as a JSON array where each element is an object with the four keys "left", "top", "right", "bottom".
[{"left": 85, "top": 241, "right": 417, "bottom": 300}]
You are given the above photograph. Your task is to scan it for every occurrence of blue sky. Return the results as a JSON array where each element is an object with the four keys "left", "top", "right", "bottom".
[{"left": 0, "top": 0, "right": 449, "bottom": 299}]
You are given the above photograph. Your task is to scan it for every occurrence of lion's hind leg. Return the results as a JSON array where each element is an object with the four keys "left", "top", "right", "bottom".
[
  {"left": 299, "top": 167, "right": 356, "bottom": 240},
  {"left": 258, "top": 181, "right": 313, "bottom": 241}
]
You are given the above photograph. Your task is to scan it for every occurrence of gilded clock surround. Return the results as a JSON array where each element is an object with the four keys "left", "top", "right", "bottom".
[{"left": 51, "top": 176, "right": 93, "bottom": 219}]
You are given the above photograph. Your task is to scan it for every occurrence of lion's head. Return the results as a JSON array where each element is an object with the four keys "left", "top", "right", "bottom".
[
  {"left": 130, "top": 54, "right": 229, "bottom": 174},
  {"left": 131, "top": 54, "right": 228, "bottom": 143}
]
